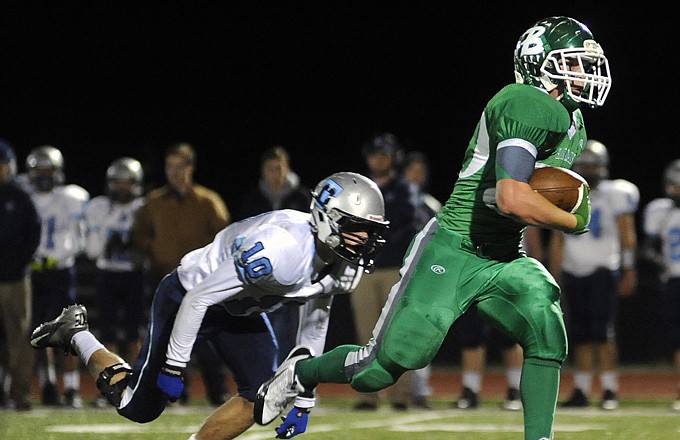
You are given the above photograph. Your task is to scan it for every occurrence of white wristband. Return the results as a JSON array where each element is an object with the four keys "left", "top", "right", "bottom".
[
  {"left": 165, "top": 359, "right": 187, "bottom": 369},
  {"left": 294, "top": 396, "right": 316, "bottom": 409}
]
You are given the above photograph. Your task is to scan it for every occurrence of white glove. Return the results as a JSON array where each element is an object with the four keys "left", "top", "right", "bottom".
[
  {"left": 315, "top": 262, "right": 363, "bottom": 295},
  {"left": 332, "top": 261, "right": 363, "bottom": 293}
]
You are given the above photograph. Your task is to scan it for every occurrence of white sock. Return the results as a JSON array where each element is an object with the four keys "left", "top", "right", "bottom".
[
  {"left": 44, "top": 363, "right": 58, "bottom": 384},
  {"left": 573, "top": 371, "right": 593, "bottom": 394},
  {"left": 63, "top": 370, "right": 80, "bottom": 391},
  {"left": 506, "top": 367, "right": 522, "bottom": 390},
  {"left": 187, "top": 435, "right": 197, "bottom": 440},
  {"left": 600, "top": 371, "right": 618, "bottom": 392},
  {"left": 412, "top": 365, "right": 432, "bottom": 398},
  {"left": 462, "top": 371, "right": 482, "bottom": 393},
  {"left": 72, "top": 331, "right": 105, "bottom": 365}
]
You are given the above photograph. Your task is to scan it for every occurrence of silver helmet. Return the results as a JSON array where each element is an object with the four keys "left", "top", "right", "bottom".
[
  {"left": 573, "top": 139, "right": 609, "bottom": 184},
  {"left": 106, "top": 157, "right": 144, "bottom": 200},
  {"left": 310, "top": 172, "right": 389, "bottom": 270},
  {"left": 664, "top": 159, "right": 680, "bottom": 200},
  {"left": 26, "top": 145, "right": 65, "bottom": 191}
]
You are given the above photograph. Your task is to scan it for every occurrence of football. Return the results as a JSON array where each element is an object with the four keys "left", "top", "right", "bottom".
[{"left": 529, "top": 165, "right": 587, "bottom": 212}]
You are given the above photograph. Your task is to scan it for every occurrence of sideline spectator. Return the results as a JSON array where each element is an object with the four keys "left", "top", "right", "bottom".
[
  {"left": 131, "top": 142, "right": 231, "bottom": 406},
  {"left": 402, "top": 150, "right": 441, "bottom": 409},
  {"left": 350, "top": 132, "right": 418, "bottom": 411},
  {"left": 235, "top": 145, "right": 311, "bottom": 363},
  {"left": 0, "top": 139, "right": 41, "bottom": 410}
]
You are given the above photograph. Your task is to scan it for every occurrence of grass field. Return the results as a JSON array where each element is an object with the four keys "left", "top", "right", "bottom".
[{"left": 2, "top": 397, "right": 679, "bottom": 440}]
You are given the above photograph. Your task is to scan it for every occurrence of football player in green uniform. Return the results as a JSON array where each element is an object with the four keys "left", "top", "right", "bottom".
[{"left": 256, "top": 16, "right": 611, "bottom": 440}]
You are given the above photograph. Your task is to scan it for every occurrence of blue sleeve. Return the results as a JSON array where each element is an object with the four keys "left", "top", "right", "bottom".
[{"left": 496, "top": 145, "right": 536, "bottom": 183}]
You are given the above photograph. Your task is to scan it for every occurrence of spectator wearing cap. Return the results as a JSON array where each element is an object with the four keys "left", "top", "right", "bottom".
[
  {"left": 0, "top": 139, "right": 41, "bottom": 410},
  {"left": 350, "top": 132, "right": 420, "bottom": 411}
]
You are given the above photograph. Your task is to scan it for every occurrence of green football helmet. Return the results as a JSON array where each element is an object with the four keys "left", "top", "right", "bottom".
[{"left": 514, "top": 16, "right": 611, "bottom": 109}]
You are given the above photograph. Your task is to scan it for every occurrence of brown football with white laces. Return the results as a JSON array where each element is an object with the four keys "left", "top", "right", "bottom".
[{"left": 529, "top": 166, "right": 587, "bottom": 212}]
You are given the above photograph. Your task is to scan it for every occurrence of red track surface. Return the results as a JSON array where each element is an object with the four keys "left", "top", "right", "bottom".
[
  {"left": 46, "top": 366, "right": 678, "bottom": 401},
  {"left": 316, "top": 368, "right": 679, "bottom": 400}
]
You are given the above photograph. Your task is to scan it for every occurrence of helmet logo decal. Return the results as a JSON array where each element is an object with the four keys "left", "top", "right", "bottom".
[
  {"left": 430, "top": 264, "right": 446, "bottom": 274},
  {"left": 517, "top": 26, "right": 546, "bottom": 57},
  {"left": 315, "top": 179, "right": 343, "bottom": 209},
  {"left": 583, "top": 39, "right": 601, "bottom": 52}
]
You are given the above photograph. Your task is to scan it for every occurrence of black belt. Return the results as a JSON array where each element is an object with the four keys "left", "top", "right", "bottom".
[{"left": 459, "top": 238, "right": 521, "bottom": 260}]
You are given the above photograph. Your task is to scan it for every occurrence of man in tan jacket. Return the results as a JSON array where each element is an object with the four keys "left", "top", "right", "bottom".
[{"left": 132, "top": 142, "right": 230, "bottom": 406}]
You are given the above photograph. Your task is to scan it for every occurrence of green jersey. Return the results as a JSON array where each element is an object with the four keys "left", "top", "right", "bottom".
[{"left": 438, "top": 83, "right": 587, "bottom": 247}]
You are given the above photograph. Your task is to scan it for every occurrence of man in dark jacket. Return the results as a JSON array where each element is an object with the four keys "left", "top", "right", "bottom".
[
  {"left": 235, "top": 146, "right": 311, "bottom": 220},
  {"left": 236, "top": 145, "right": 312, "bottom": 363},
  {"left": 350, "top": 132, "right": 419, "bottom": 410},
  {"left": 0, "top": 139, "right": 41, "bottom": 410}
]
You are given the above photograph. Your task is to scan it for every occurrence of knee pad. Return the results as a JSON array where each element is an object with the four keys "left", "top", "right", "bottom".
[
  {"left": 487, "top": 259, "right": 567, "bottom": 363},
  {"left": 350, "top": 356, "right": 405, "bottom": 393},
  {"left": 96, "top": 362, "right": 133, "bottom": 407},
  {"left": 521, "top": 298, "right": 568, "bottom": 363}
]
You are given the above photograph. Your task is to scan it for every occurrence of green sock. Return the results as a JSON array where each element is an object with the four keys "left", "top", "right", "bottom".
[
  {"left": 296, "top": 344, "right": 359, "bottom": 389},
  {"left": 521, "top": 358, "right": 561, "bottom": 440}
]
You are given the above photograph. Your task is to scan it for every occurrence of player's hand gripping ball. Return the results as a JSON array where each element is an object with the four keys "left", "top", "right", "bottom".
[{"left": 529, "top": 165, "right": 588, "bottom": 212}]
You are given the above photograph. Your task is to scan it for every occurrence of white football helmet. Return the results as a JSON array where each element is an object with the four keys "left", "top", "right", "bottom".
[
  {"left": 26, "top": 145, "right": 65, "bottom": 191},
  {"left": 573, "top": 139, "right": 609, "bottom": 185},
  {"left": 310, "top": 172, "right": 389, "bottom": 270},
  {"left": 106, "top": 157, "right": 144, "bottom": 201}
]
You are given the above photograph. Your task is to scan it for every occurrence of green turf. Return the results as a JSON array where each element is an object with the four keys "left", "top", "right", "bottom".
[{"left": 1, "top": 398, "right": 679, "bottom": 439}]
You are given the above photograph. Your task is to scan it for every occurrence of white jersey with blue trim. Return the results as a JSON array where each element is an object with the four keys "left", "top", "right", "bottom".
[
  {"left": 84, "top": 195, "right": 145, "bottom": 271},
  {"left": 168, "top": 209, "right": 333, "bottom": 365},
  {"left": 31, "top": 184, "right": 90, "bottom": 269},
  {"left": 643, "top": 198, "right": 680, "bottom": 279},
  {"left": 562, "top": 179, "right": 639, "bottom": 276}
]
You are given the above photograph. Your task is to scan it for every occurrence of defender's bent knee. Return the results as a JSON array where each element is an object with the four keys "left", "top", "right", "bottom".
[{"left": 96, "top": 362, "right": 133, "bottom": 407}]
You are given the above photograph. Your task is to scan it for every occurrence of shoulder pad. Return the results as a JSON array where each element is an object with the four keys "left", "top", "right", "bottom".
[{"left": 62, "top": 184, "right": 90, "bottom": 201}]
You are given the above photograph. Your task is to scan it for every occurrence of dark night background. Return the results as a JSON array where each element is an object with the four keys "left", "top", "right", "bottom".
[{"left": 1, "top": 3, "right": 676, "bottom": 364}]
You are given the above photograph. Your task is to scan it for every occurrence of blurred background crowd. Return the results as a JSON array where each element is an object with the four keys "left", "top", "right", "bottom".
[{"left": 2, "top": 2, "right": 680, "bottom": 415}]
